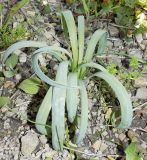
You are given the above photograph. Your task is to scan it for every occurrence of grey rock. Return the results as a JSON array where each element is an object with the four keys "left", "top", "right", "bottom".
[
  {"left": 136, "top": 87, "right": 147, "bottom": 100},
  {"left": 135, "top": 33, "right": 143, "bottom": 44},
  {"left": 21, "top": 131, "right": 39, "bottom": 156},
  {"left": 108, "top": 26, "right": 119, "bottom": 37},
  {"left": 129, "top": 48, "right": 143, "bottom": 59},
  {"left": 39, "top": 135, "right": 47, "bottom": 145},
  {"left": 118, "top": 133, "right": 126, "bottom": 141},
  {"left": 143, "top": 33, "right": 147, "bottom": 40},
  {"left": 107, "top": 40, "right": 113, "bottom": 49},
  {"left": 19, "top": 53, "right": 27, "bottom": 63},
  {"left": 134, "top": 76, "right": 147, "bottom": 88}
]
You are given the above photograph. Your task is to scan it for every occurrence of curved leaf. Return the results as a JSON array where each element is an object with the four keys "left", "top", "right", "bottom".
[
  {"left": 2, "top": 40, "right": 48, "bottom": 63},
  {"left": 78, "top": 16, "right": 85, "bottom": 64},
  {"left": 76, "top": 80, "right": 88, "bottom": 144},
  {"left": 92, "top": 71, "right": 133, "bottom": 128},
  {"left": 66, "top": 72, "right": 79, "bottom": 123},
  {"left": 84, "top": 29, "right": 106, "bottom": 63},
  {"left": 32, "top": 49, "right": 79, "bottom": 89},
  {"left": 52, "top": 61, "right": 69, "bottom": 151},
  {"left": 62, "top": 10, "right": 78, "bottom": 71},
  {"left": 36, "top": 87, "right": 52, "bottom": 135}
]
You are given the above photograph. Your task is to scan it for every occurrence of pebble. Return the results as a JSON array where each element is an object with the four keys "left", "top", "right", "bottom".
[
  {"left": 92, "top": 140, "right": 108, "bottom": 152},
  {"left": 136, "top": 87, "right": 147, "bottom": 100},
  {"left": 143, "top": 33, "right": 147, "bottom": 40},
  {"left": 39, "top": 135, "right": 48, "bottom": 145},
  {"left": 134, "top": 76, "right": 147, "bottom": 88},
  {"left": 118, "top": 133, "right": 126, "bottom": 141},
  {"left": 129, "top": 48, "right": 143, "bottom": 59},
  {"left": 21, "top": 131, "right": 39, "bottom": 156},
  {"left": 108, "top": 26, "right": 119, "bottom": 37},
  {"left": 19, "top": 53, "right": 27, "bottom": 63},
  {"left": 135, "top": 33, "right": 143, "bottom": 44},
  {"left": 107, "top": 40, "right": 113, "bottom": 49}
]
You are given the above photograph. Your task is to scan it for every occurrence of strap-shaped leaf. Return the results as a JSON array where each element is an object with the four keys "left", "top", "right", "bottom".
[
  {"left": 66, "top": 72, "right": 79, "bottom": 123},
  {"left": 2, "top": 40, "right": 48, "bottom": 63},
  {"left": 76, "top": 80, "right": 88, "bottom": 144},
  {"left": 61, "top": 10, "right": 78, "bottom": 71},
  {"left": 78, "top": 16, "right": 85, "bottom": 64},
  {"left": 52, "top": 61, "right": 69, "bottom": 151},
  {"left": 80, "top": 62, "right": 108, "bottom": 72},
  {"left": 84, "top": 29, "right": 106, "bottom": 63},
  {"left": 36, "top": 87, "right": 52, "bottom": 135},
  {"left": 92, "top": 72, "right": 133, "bottom": 128}
]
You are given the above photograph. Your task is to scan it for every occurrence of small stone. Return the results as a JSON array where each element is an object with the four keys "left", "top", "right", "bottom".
[
  {"left": 21, "top": 131, "right": 39, "bottom": 156},
  {"left": 107, "top": 40, "right": 113, "bottom": 49},
  {"left": 27, "top": 11, "right": 35, "bottom": 17},
  {"left": 135, "top": 33, "right": 143, "bottom": 44},
  {"left": 92, "top": 140, "right": 108, "bottom": 152},
  {"left": 19, "top": 53, "right": 27, "bottom": 63},
  {"left": 141, "top": 40, "right": 147, "bottom": 46},
  {"left": 143, "top": 33, "right": 147, "bottom": 40},
  {"left": 15, "top": 74, "right": 22, "bottom": 81},
  {"left": 109, "top": 26, "right": 119, "bottom": 37},
  {"left": 39, "top": 135, "right": 47, "bottom": 144},
  {"left": 134, "top": 76, "right": 147, "bottom": 88},
  {"left": 129, "top": 48, "right": 143, "bottom": 60},
  {"left": 127, "top": 130, "right": 138, "bottom": 140},
  {"left": 136, "top": 87, "right": 147, "bottom": 100},
  {"left": 118, "top": 133, "right": 126, "bottom": 141}
]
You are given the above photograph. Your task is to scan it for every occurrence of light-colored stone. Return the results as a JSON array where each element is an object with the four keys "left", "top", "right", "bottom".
[
  {"left": 109, "top": 26, "right": 119, "bottom": 37},
  {"left": 19, "top": 53, "right": 27, "bottom": 63},
  {"left": 39, "top": 135, "right": 47, "bottom": 144},
  {"left": 143, "top": 33, "right": 147, "bottom": 40},
  {"left": 118, "top": 133, "right": 126, "bottom": 141},
  {"left": 107, "top": 40, "right": 113, "bottom": 49},
  {"left": 135, "top": 33, "right": 143, "bottom": 44},
  {"left": 21, "top": 132, "right": 39, "bottom": 156},
  {"left": 141, "top": 40, "right": 147, "bottom": 46},
  {"left": 92, "top": 140, "right": 108, "bottom": 152},
  {"left": 134, "top": 76, "right": 147, "bottom": 88},
  {"left": 129, "top": 48, "right": 143, "bottom": 60},
  {"left": 136, "top": 87, "right": 147, "bottom": 100}
]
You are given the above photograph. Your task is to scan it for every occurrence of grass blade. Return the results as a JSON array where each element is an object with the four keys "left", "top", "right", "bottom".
[
  {"left": 93, "top": 72, "right": 133, "bottom": 128},
  {"left": 76, "top": 80, "right": 88, "bottom": 144},
  {"left": 66, "top": 72, "right": 79, "bottom": 123},
  {"left": 2, "top": 40, "right": 48, "bottom": 63},
  {"left": 62, "top": 10, "right": 78, "bottom": 71},
  {"left": 84, "top": 29, "right": 106, "bottom": 63},
  {"left": 35, "top": 87, "right": 52, "bottom": 135},
  {"left": 78, "top": 16, "right": 85, "bottom": 64},
  {"left": 52, "top": 61, "right": 69, "bottom": 151}
]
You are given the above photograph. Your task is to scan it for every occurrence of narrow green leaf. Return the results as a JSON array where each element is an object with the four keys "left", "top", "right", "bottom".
[
  {"left": 125, "top": 142, "right": 142, "bottom": 160},
  {"left": 36, "top": 87, "right": 52, "bottom": 135},
  {"left": 5, "top": 53, "right": 18, "bottom": 69},
  {"left": 52, "top": 61, "right": 69, "bottom": 151},
  {"left": 78, "top": 16, "right": 85, "bottom": 64},
  {"left": 92, "top": 71, "right": 133, "bottom": 128},
  {"left": 18, "top": 77, "right": 41, "bottom": 94},
  {"left": 76, "top": 80, "right": 88, "bottom": 144},
  {"left": 0, "top": 96, "right": 10, "bottom": 107},
  {"left": 2, "top": 40, "right": 48, "bottom": 63},
  {"left": 97, "top": 33, "right": 107, "bottom": 55},
  {"left": 66, "top": 72, "right": 79, "bottom": 123},
  {"left": 84, "top": 29, "right": 106, "bottom": 63},
  {"left": 62, "top": 10, "right": 78, "bottom": 71}
]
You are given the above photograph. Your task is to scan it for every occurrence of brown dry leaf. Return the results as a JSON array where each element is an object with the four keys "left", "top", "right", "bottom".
[{"left": 3, "top": 81, "right": 15, "bottom": 88}]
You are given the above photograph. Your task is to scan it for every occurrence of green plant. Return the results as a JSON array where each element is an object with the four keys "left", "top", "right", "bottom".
[
  {"left": 0, "top": 0, "right": 29, "bottom": 49},
  {"left": 2, "top": 10, "right": 133, "bottom": 151}
]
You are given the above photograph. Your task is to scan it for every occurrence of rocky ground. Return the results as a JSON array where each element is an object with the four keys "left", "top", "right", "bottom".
[{"left": 0, "top": 0, "right": 147, "bottom": 160}]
